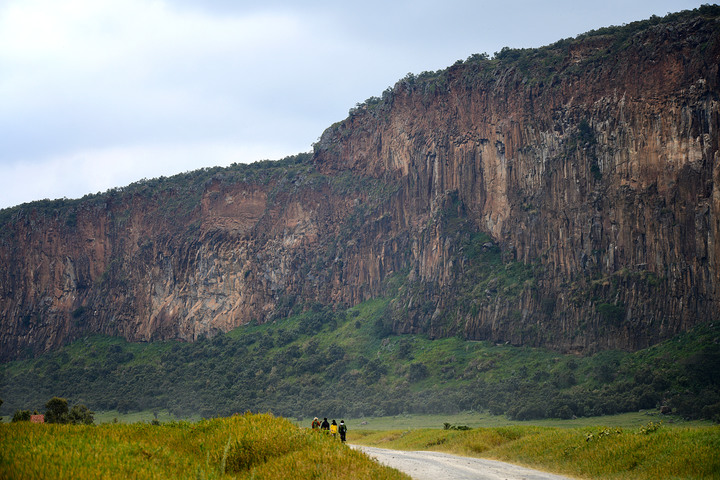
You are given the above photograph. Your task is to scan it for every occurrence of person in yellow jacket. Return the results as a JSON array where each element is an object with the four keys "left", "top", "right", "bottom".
[{"left": 330, "top": 419, "right": 338, "bottom": 438}]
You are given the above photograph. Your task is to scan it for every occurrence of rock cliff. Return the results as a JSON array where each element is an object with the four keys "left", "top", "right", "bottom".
[{"left": 1, "top": 7, "right": 719, "bottom": 360}]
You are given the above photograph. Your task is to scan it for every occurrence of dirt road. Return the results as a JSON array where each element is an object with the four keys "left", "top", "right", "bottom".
[{"left": 352, "top": 445, "right": 575, "bottom": 480}]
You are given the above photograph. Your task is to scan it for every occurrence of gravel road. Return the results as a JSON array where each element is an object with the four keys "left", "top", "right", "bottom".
[{"left": 352, "top": 445, "right": 575, "bottom": 480}]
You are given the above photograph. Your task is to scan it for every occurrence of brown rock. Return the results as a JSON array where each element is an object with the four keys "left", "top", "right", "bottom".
[{"left": 1, "top": 10, "right": 719, "bottom": 360}]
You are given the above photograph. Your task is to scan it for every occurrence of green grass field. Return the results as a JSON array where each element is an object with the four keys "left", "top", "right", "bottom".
[
  {"left": 0, "top": 413, "right": 408, "bottom": 480},
  {"left": 89, "top": 407, "right": 711, "bottom": 431},
  {"left": 92, "top": 408, "right": 201, "bottom": 425},
  {"left": 351, "top": 422, "right": 720, "bottom": 479},
  {"left": 2, "top": 412, "right": 717, "bottom": 479},
  {"left": 295, "top": 410, "right": 712, "bottom": 431}
]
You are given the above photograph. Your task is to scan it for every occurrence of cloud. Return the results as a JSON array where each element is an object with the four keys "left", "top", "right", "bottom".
[
  {"left": 2, "top": 141, "right": 296, "bottom": 207},
  {"left": 0, "top": 0, "right": 321, "bottom": 147},
  {"left": 0, "top": 0, "right": 705, "bottom": 209},
  {"left": 0, "top": 0, "right": 337, "bottom": 208}
]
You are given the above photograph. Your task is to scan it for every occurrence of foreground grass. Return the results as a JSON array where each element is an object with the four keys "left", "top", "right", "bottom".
[
  {"left": 352, "top": 423, "right": 720, "bottom": 479},
  {"left": 0, "top": 413, "right": 409, "bottom": 480}
]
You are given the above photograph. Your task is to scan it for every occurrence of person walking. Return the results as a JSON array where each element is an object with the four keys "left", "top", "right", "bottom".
[
  {"left": 330, "top": 419, "right": 338, "bottom": 438},
  {"left": 311, "top": 417, "right": 321, "bottom": 430},
  {"left": 321, "top": 417, "right": 330, "bottom": 433},
  {"left": 338, "top": 420, "right": 347, "bottom": 442}
]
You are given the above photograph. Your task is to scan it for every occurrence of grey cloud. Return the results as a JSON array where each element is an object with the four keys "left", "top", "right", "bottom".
[{"left": 0, "top": 0, "right": 704, "bottom": 209}]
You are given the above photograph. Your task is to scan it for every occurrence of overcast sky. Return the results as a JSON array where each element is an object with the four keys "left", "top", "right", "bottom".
[{"left": 0, "top": 0, "right": 704, "bottom": 209}]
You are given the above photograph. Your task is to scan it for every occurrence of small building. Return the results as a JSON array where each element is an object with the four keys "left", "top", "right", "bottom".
[{"left": 30, "top": 415, "right": 44, "bottom": 423}]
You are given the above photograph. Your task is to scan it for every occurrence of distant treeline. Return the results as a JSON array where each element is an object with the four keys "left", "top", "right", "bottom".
[{"left": 2, "top": 300, "right": 718, "bottom": 423}]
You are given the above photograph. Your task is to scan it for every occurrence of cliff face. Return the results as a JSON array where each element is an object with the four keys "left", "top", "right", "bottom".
[
  {"left": 314, "top": 11, "right": 720, "bottom": 352},
  {"left": 2, "top": 9, "right": 720, "bottom": 360}
]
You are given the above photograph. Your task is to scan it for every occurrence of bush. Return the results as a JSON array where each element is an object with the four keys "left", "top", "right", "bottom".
[
  {"left": 45, "top": 397, "right": 69, "bottom": 424},
  {"left": 597, "top": 303, "right": 625, "bottom": 325},
  {"left": 553, "top": 405, "right": 575, "bottom": 420},
  {"left": 373, "top": 315, "right": 394, "bottom": 338},
  {"left": 409, "top": 363, "right": 429, "bottom": 382},
  {"left": 11, "top": 410, "right": 31, "bottom": 422},
  {"left": 69, "top": 404, "right": 95, "bottom": 425},
  {"left": 443, "top": 423, "right": 471, "bottom": 430}
]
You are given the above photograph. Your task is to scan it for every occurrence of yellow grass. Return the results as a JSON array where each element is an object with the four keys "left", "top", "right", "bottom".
[
  {"left": 0, "top": 413, "right": 409, "bottom": 479},
  {"left": 351, "top": 423, "right": 720, "bottom": 479}
]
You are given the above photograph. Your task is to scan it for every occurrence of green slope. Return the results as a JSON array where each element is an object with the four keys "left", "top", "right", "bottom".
[{"left": 2, "top": 300, "right": 719, "bottom": 423}]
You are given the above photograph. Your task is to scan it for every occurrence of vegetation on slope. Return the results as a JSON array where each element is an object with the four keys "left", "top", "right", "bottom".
[
  {"left": 0, "top": 152, "right": 313, "bottom": 231},
  {"left": 347, "top": 4, "right": 720, "bottom": 117},
  {"left": 0, "top": 150, "right": 400, "bottom": 233},
  {"left": 0, "top": 413, "right": 408, "bottom": 480},
  {"left": 2, "top": 300, "right": 718, "bottom": 422},
  {"left": 353, "top": 423, "right": 720, "bottom": 480},
  {"left": 1, "top": 6, "right": 720, "bottom": 430}
]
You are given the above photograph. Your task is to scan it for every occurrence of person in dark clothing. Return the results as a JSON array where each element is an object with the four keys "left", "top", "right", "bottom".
[
  {"left": 321, "top": 417, "right": 330, "bottom": 432},
  {"left": 338, "top": 420, "right": 347, "bottom": 442}
]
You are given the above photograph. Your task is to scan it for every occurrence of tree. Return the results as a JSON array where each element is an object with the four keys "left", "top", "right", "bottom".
[
  {"left": 45, "top": 397, "right": 69, "bottom": 424},
  {"left": 69, "top": 404, "right": 95, "bottom": 425},
  {"left": 396, "top": 339, "right": 413, "bottom": 360},
  {"left": 409, "top": 362, "right": 429, "bottom": 382},
  {"left": 12, "top": 410, "right": 32, "bottom": 422}
]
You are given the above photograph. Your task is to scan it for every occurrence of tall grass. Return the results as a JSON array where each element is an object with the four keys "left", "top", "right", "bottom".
[
  {"left": 352, "top": 423, "right": 720, "bottom": 479},
  {"left": 0, "top": 413, "right": 409, "bottom": 479}
]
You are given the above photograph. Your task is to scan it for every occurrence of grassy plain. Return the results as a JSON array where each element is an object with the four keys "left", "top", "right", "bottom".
[
  {"left": 0, "top": 413, "right": 408, "bottom": 480},
  {"left": 92, "top": 409, "right": 201, "bottom": 425},
  {"left": 295, "top": 410, "right": 712, "bottom": 431},
  {"left": 3, "top": 411, "right": 717, "bottom": 479},
  {"left": 351, "top": 422, "right": 720, "bottom": 479},
  {"left": 92, "top": 408, "right": 710, "bottom": 431}
]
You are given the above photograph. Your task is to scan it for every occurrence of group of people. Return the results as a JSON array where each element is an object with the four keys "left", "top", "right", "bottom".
[{"left": 311, "top": 417, "right": 347, "bottom": 442}]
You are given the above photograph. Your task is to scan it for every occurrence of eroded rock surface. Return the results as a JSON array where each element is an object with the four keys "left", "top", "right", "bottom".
[{"left": 1, "top": 10, "right": 719, "bottom": 360}]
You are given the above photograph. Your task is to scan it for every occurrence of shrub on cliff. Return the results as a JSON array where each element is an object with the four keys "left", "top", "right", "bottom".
[
  {"left": 409, "top": 362, "right": 429, "bottom": 382},
  {"left": 596, "top": 302, "right": 625, "bottom": 325}
]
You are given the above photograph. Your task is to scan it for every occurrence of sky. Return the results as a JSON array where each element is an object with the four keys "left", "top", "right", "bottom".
[{"left": 0, "top": 0, "right": 705, "bottom": 210}]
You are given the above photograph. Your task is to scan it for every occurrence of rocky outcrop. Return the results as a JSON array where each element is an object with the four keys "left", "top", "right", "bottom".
[
  {"left": 1, "top": 7, "right": 719, "bottom": 360},
  {"left": 314, "top": 9, "right": 720, "bottom": 353}
]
